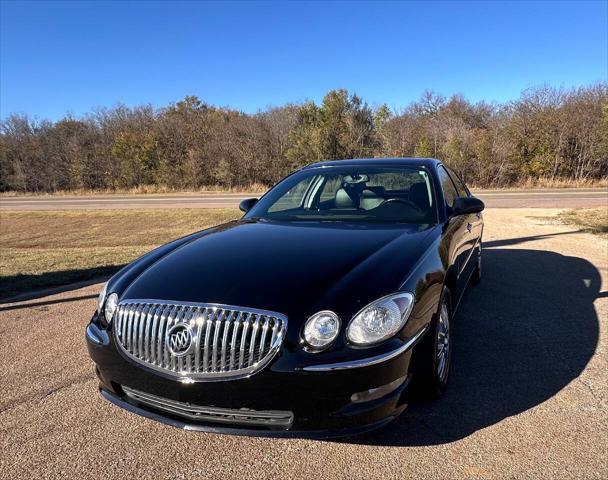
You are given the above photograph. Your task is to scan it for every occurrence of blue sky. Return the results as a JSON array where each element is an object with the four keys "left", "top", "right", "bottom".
[{"left": 1, "top": 0, "right": 606, "bottom": 120}]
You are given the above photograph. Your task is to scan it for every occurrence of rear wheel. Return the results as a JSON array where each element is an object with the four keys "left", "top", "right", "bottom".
[
  {"left": 471, "top": 241, "right": 482, "bottom": 285},
  {"left": 411, "top": 288, "right": 453, "bottom": 399}
]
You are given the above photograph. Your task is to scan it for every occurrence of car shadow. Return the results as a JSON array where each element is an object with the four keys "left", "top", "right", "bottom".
[
  {"left": 342, "top": 242, "right": 601, "bottom": 446},
  {"left": 0, "top": 293, "right": 99, "bottom": 312},
  {"left": 0, "top": 265, "right": 124, "bottom": 304}
]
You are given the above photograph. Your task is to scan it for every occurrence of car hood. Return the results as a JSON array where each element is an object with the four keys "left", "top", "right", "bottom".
[{"left": 121, "top": 219, "right": 438, "bottom": 321}]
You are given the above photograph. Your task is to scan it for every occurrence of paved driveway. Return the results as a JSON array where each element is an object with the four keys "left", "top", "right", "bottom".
[{"left": 0, "top": 209, "right": 606, "bottom": 479}]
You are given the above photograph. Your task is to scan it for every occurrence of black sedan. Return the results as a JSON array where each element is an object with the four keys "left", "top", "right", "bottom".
[{"left": 86, "top": 157, "right": 484, "bottom": 437}]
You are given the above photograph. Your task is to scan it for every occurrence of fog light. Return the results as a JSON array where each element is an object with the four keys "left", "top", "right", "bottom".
[{"left": 350, "top": 375, "right": 407, "bottom": 403}]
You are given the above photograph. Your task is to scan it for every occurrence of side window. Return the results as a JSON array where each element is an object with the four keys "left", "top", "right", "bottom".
[
  {"left": 445, "top": 167, "right": 469, "bottom": 197},
  {"left": 317, "top": 175, "right": 343, "bottom": 203},
  {"left": 438, "top": 166, "right": 459, "bottom": 209},
  {"left": 268, "top": 176, "right": 315, "bottom": 213}
]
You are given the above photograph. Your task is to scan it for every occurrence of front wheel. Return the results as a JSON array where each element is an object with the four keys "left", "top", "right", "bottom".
[{"left": 410, "top": 288, "right": 453, "bottom": 399}]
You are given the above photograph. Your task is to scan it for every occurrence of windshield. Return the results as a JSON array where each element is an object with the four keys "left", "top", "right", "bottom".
[{"left": 245, "top": 166, "right": 438, "bottom": 224}]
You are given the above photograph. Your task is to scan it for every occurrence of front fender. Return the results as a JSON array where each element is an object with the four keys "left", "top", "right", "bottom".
[{"left": 400, "top": 235, "right": 446, "bottom": 337}]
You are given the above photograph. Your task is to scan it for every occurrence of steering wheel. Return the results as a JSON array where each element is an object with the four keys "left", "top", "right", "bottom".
[{"left": 379, "top": 198, "right": 422, "bottom": 211}]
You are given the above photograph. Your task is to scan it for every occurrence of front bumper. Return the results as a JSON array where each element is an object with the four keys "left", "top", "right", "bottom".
[{"left": 86, "top": 320, "right": 425, "bottom": 437}]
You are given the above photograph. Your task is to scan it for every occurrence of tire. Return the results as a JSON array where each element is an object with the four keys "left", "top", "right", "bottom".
[
  {"left": 410, "top": 287, "right": 453, "bottom": 399},
  {"left": 471, "top": 241, "right": 482, "bottom": 285}
]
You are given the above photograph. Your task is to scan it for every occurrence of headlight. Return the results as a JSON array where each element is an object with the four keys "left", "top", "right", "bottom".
[
  {"left": 346, "top": 292, "right": 414, "bottom": 345},
  {"left": 97, "top": 282, "right": 107, "bottom": 313},
  {"left": 303, "top": 311, "right": 340, "bottom": 349},
  {"left": 104, "top": 293, "right": 119, "bottom": 323}
]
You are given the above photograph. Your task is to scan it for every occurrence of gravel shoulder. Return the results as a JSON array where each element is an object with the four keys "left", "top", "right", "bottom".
[{"left": 0, "top": 208, "right": 606, "bottom": 479}]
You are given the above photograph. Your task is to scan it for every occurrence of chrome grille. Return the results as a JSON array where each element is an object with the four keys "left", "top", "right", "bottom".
[{"left": 113, "top": 300, "right": 288, "bottom": 381}]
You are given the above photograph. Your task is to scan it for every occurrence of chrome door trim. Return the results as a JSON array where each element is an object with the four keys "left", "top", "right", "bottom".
[{"left": 460, "top": 235, "right": 481, "bottom": 276}]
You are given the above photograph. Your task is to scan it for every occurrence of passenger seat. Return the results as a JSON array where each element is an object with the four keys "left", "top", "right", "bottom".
[{"left": 334, "top": 188, "right": 359, "bottom": 209}]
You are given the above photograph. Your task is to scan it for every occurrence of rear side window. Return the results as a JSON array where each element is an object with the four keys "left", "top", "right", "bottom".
[{"left": 438, "top": 166, "right": 459, "bottom": 208}]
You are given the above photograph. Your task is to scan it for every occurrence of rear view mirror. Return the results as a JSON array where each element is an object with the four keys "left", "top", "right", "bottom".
[
  {"left": 452, "top": 196, "right": 485, "bottom": 215},
  {"left": 239, "top": 198, "right": 259, "bottom": 213}
]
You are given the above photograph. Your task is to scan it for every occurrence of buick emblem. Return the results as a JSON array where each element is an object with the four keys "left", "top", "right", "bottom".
[{"left": 166, "top": 324, "right": 193, "bottom": 357}]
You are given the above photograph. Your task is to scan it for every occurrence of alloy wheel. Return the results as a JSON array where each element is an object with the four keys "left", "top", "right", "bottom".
[{"left": 436, "top": 302, "right": 451, "bottom": 382}]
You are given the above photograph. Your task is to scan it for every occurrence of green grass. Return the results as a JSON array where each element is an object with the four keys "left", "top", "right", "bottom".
[{"left": 0, "top": 208, "right": 240, "bottom": 299}]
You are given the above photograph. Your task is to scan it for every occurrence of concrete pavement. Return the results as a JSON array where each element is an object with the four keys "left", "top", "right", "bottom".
[{"left": 0, "top": 208, "right": 606, "bottom": 479}]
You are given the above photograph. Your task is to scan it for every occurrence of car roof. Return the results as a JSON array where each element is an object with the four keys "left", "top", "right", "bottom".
[{"left": 302, "top": 157, "right": 442, "bottom": 169}]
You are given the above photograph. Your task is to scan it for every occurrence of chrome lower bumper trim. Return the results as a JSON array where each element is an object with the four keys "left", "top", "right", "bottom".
[
  {"left": 301, "top": 324, "right": 429, "bottom": 372},
  {"left": 122, "top": 386, "right": 294, "bottom": 429},
  {"left": 100, "top": 389, "right": 397, "bottom": 438}
]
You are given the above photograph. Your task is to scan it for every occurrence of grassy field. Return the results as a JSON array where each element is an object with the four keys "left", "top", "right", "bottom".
[
  {"left": 1, "top": 206, "right": 606, "bottom": 301},
  {"left": 1, "top": 178, "right": 606, "bottom": 196},
  {"left": 0, "top": 208, "right": 239, "bottom": 299},
  {"left": 558, "top": 208, "right": 608, "bottom": 236}
]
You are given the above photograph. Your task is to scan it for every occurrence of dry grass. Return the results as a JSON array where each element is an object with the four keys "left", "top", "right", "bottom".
[
  {"left": 469, "top": 177, "right": 608, "bottom": 190},
  {"left": 558, "top": 208, "right": 608, "bottom": 236},
  {"left": 0, "top": 184, "right": 269, "bottom": 197},
  {"left": 2, "top": 177, "right": 606, "bottom": 197},
  {"left": 0, "top": 208, "right": 240, "bottom": 299},
  {"left": 518, "top": 177, "right": 608, "bottom": 189}
]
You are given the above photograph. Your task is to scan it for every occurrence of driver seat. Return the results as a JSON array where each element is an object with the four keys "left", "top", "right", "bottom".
[{"left": 409, "top": 182, "right": 430, "bottom": 211}]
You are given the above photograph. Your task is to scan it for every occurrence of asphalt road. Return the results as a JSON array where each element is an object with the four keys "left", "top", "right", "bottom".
[
  {"left": 1, "top": 188, "right": 607, "bottom": 210},
  {"left": 0, "top": 209, "right": 606, "bottom": 479}
]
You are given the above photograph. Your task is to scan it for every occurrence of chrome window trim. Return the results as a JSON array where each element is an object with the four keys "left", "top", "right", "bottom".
[
  {"left": 301, "top": 324, "right": 429, "bottom": 372},
  {"left": 113, "top": 299, "right": 288, "bottom": 382}
]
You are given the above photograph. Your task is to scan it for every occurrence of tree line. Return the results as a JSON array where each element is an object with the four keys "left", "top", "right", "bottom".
[{"left": 1, "top": 83, "right": 606, "bottom": 193}]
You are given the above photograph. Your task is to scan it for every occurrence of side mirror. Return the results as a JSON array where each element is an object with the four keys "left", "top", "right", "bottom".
[
  {"left": 239, "top": 197, "right": 259, "bottom": 213},
  {"left": 452, "top": 196, "right": 485, "bottom": 215}
]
